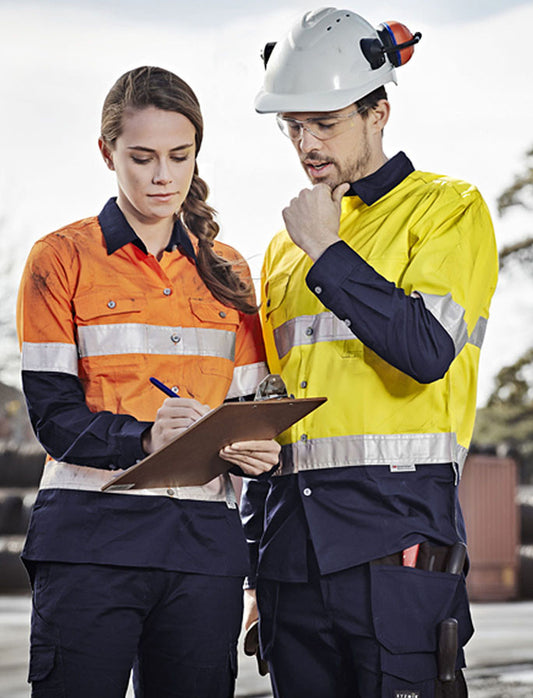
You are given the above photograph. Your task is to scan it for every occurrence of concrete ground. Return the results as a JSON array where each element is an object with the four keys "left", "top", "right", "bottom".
[{"left": 1, "top": 596, "right": 532, "bottom": 697}]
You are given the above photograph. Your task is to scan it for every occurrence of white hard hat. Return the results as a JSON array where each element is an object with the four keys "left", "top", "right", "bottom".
[{"left": 255, "top": 7, "right": 421, "bottom": 114}]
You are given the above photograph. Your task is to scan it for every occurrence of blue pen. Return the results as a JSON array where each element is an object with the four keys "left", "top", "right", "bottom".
[{"left": 149, "top": 377, "right": 181, "bottom": 398}]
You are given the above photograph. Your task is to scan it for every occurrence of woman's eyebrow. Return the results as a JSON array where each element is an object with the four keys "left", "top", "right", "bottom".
[{"left": 127, "top": 143, "right": 194, "bottom": 152}]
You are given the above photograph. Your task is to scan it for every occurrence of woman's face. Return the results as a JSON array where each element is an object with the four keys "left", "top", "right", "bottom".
[{"left": 99, "top": 105, "right": 197, "bottom": 227}]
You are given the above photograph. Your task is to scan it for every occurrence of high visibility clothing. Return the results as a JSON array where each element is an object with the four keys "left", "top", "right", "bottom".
[
  {"left": 17, "top": 199, "right": 267, "bottom": 503},
  {"left": 261, "top": 163, "right": 498, "bottom": 477},
  {"left": 19, "top": 217, "right": 265, "bottom": 421}
]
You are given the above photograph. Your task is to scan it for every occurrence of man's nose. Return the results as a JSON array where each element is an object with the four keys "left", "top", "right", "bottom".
[{"left": 299, "top": 127, "right": 322, "bottom": 153}]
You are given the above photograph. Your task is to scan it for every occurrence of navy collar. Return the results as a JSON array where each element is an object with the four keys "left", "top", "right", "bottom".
[
  {"left": 346, "top": 151, "right": 414, "bottom": 205},
  {"left": 98, "top": 198, "right": 196, "bottom": 260}
]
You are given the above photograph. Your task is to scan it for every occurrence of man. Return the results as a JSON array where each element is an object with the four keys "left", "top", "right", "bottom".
[{"left": 241, "top": 7, "right": 498, "bottom": 698}]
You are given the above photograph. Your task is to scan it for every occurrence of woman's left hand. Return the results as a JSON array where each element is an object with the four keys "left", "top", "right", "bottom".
[{"left": 219, "top": 439, "right": 281, "bottom": 477}]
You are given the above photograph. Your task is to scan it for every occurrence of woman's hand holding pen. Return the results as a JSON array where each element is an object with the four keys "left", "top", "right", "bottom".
[
  {"left": 219, "top": 439, "right": 281, "bottom": 477},
  {"left": 145, "top": 377, "right": 281, "bottom": 473},
  {"left": 142, "top": 397, "right": 210, "bottom": 455}
]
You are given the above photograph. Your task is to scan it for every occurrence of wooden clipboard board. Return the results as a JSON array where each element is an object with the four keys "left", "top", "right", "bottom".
[{"left": 101, "top": 397, "right": 326, "bottom": 491}]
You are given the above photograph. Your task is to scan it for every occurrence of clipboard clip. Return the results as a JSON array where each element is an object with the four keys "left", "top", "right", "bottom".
[
  {"left": 254, "top": 374, "right": 290, "bottom": 401},
  {"left": 104, "top": 482, "right": 136, "bottom": 492}
]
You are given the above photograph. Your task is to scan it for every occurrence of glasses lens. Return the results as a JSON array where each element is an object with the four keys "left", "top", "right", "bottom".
[
  {"left": 277, "top": 110, "right": 360, "bottom": 141},
  {"left": 277, "top": 115, "right": 301, "bottom": 140}
]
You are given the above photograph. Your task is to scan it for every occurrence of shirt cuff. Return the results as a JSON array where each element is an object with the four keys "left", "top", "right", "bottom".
[
  {"left": 306, "top": 240, "right": 368, "bottom": 297},
  {"left": 112, "top": 420, "right": 153, "bottom": 470}
]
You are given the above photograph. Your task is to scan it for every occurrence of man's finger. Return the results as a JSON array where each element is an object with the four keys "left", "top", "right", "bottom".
[
  {"left": 332, "top": 182, "right": 350, "bottom": 203},
  {"left": 224, "top": 440, "right": 280, "bottom": 452}
]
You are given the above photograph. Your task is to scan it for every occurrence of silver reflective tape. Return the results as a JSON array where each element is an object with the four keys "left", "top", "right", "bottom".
[
  {"left": 39, "top": 460, "right": 236, "bottom": 507},
  {"left": 22, "top": 342, "right": 79, "bottom": 376},
  {"left": 416, "top": 292, "right": 469, "bottom": 355},
  {"left": 274, "top": 312, "right": 355, "bottom": 359},
  {"left": 275, "top": 432, "right": 467, "bottom": 476},
  {"left": 226, "top": 362, "right": 269, "bottom": 400},
  {"left": 468, "top": 316, "right": 488, "bottom": 349},
  {"left": 78, "top": 323, "right": 236, "bottom": 361}
]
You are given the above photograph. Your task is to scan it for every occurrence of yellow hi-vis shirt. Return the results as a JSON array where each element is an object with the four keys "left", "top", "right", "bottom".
[{"left": 261, "top": 169, "right": 498, "bottom": 475}]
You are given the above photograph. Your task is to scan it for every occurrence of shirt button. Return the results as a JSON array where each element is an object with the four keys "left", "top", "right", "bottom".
[
  {"left": 107, "top": 300, "right": 116, "bottom": 309},
  {"left": 163, "top": 288, "right": 172, "bottom": 296},
  {"left": 314, "top": 286, "right": 322, "bottom": 294},
  {"left": 344, "top": 318, "right": 351, "bottom": 327},
  {"left": 300, "top": 381, "right": 308, "bottom": 389},
  {"left": 305, "top": 327, "right": 314, "bottom": 336},
  {"left": 219, "top": 311, "right": 227, "bottom": 318},
  {"left": 171, "top": 333, "right": 181, "bottom": 344},
  {"left": 300, "top": 434, "right": 308, "bottom": 442},
  {"left": 303, "top": 487, "right": 312, "bottom": 497},
  {"left": 167, "top": 488, "right": 175, "bottom": 496}
]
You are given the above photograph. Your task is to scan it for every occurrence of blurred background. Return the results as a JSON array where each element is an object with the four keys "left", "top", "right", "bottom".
[{"left": 0, "top": 0, "right": 532, "bottom": 694}]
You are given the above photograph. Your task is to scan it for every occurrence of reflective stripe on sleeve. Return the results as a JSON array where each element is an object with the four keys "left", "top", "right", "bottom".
[
  {"left": 78, "top": 323, "right": 236, "bottom": 361},
  {"left": 468, "top": 316, "right": 488, "bottom": 349},
  {"left": 416, "top": 291, "right": 469, "bottom": 355},
  {"left": 39, "top": 460, "right": 237, "bottom": 507},
  {"left": 274, "top": 312, "right": 355, "bottom": 359},
  {"left": 22, "top": 341, "right": 79, "bottom": 376},
  {"left": 275, "top": 432, "right": 467, "bottom": 477},
  {"left": 226, "top": 361, "right": 269, "bottom": 400}
]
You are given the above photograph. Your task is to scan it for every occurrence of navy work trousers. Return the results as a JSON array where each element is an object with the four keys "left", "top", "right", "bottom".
[
  {"left": 27, "top": 561, "right": 243, "bottom": 698},
  {"left": 257, "top": 546, "right": 472, "bottom": 698}
]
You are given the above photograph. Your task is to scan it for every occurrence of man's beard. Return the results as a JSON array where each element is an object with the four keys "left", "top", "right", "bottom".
[{"left": 301, "top": 133, "right": 372, "bottom": 189}]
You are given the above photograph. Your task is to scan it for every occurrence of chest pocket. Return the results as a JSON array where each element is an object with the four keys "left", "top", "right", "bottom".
[
  {"left": 264, "top": 274, "right": 291, "bottom": 326},
  {"left": 188, "top": 298, "right": 239, "bottom": 376},
  {"left": 74, "top": 291, "right": 146, "bottom": 323},
  {"left": 265, "top": 272, "right": 363, "bottom": 360},
  {"left": 73, "top": 290, "right": 146, "bottom": 366}
]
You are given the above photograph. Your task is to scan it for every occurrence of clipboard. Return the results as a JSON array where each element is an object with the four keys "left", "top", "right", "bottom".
[{"left": 101, "top": 396, "right": 326, "bottom": 491}]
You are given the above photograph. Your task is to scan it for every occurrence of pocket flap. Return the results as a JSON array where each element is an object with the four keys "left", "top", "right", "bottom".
[
  {"left": 189, "top": 298, "right": 239, "bottom": 325},
  {"left": 74, "top": 291, "right": 145, "bottom": 321},
  {"left": 264, "top": 274, "right": 290, "bottom": 317},
  {"left": 371, "top": 565, "right": 459, "bottom": 654}
]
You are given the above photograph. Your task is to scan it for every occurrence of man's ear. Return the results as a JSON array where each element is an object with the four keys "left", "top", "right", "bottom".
[
  {"left": 368, "top": 100, "right": 390, "bottom": 134},
  {"left": 98, "top": 138, "right": 115, "bottom": 171}
]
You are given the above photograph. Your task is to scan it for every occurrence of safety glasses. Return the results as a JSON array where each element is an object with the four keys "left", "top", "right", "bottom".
[{"left": 276, "top": 107, "right": 366, "bottom": 142}]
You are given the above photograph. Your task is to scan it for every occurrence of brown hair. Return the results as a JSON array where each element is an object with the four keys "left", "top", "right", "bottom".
[
  {"left": 100, "top": 66, "right": 256, "bottom": 314},
  {"left": 356, "top": 85, "right": 388, "bottom": 117}
]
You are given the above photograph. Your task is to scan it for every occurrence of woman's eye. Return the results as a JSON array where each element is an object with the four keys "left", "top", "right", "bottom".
[
  {"left": 316, "top": 122, "right": 335, "bottom": 130},
  {"left": 171, "top": 156, "right": 188, "bottom": 163},
  {"left": 131, "top": 156, "right": 151, "bottom": 164}
]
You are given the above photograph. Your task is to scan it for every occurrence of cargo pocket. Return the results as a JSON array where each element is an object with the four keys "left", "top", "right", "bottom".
[
  {"left": 256, "top": 578, "right": 279, "bottom": 661},
  {"left": 370, "top": 564, "right": 472, "bottom": 687},
  {"left": 28, "top": 606, "right": 62, "bottom": 691}
]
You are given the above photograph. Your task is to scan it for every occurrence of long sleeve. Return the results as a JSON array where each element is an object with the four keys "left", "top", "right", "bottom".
[
  {"left": 21, "top": 370, "right": 149, "bottom": 469},
  {"left": 240, "top": 477, "right": 271, "bottom": 587},
  {"left": 306, "top": 241, "right": 455, "bottom": 384}
]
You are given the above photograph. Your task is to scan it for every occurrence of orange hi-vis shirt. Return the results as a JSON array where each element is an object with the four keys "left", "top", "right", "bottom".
[
  {"left": 17, "top": 199, "right": 266, "bottom": 573},
  {"left": 17, "top": 200, "right": 267, "bottom": 460}
]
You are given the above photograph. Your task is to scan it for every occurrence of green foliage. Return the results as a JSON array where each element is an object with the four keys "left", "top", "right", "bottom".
[
  {"left": 498, "top": 146, "right": 533, "bottom": 270},
  {"left": 474, "top": 147, "right": 533, "bottom": 481},
  {"left": 488, "top": 348, "right": 533, "bottom": 408},
  {"left": 497, "top": 147, "right": 533, "bottom": 215}
]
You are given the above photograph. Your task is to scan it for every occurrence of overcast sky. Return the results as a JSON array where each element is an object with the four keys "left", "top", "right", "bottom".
[{"left": 1, "top": 0, "right": 532, "bottom": 403}]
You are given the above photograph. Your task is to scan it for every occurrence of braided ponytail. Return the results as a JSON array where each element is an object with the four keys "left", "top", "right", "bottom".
[
  {"left": 182, "top": 169, "right": 257, "bottom": 314},
  {"left": 101, "top": 66, "right": 258, "bottom": 315}
]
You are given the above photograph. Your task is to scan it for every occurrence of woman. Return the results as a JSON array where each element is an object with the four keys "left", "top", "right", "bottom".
[{"left": 17, "top": 66, "right": 279, "bottom": 698}]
